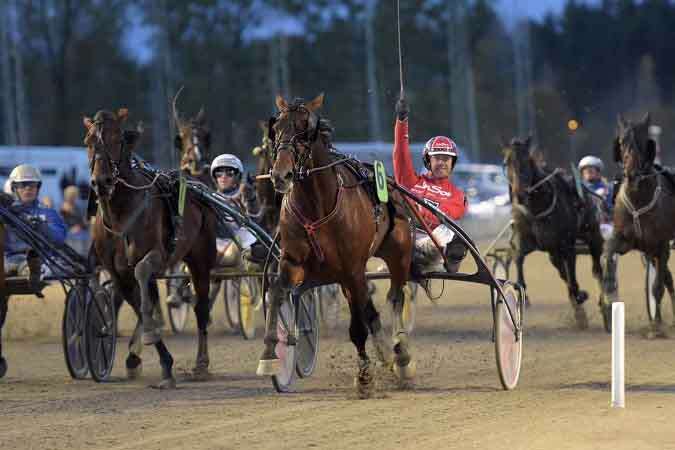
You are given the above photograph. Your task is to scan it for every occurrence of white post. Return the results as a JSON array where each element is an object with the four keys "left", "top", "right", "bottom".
[{"left": 611, "top": 302, "right": 625, "bottom": 408}]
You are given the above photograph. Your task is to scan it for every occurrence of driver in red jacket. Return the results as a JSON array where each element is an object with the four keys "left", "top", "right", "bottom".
[{"left": 393, "top": 96, "right": 468, "bottom": 274}]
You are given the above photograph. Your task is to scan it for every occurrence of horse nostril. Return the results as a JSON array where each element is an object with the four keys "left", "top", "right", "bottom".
[{"left": 283, "top": 171, "right": 293, "bottom": 181}]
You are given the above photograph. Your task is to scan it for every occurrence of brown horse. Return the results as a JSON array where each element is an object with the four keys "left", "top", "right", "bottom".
[
  {"left": 256, "top": 94, "right": 414, "bottom": 396},
  {"left": 252, "top": 120, "right": 282, "bottom": 233},
  {"left": 172, "top": 89, "right": 213, "bottom": 185},
  {"left": 503, "top": 137, "right": 604, "bottom": 329},
  {"left": 601, "top": 113, "right": 675, "bottom": 333},
  {"left": 85, "top": 108, "right": 217, "bottom": 388}
]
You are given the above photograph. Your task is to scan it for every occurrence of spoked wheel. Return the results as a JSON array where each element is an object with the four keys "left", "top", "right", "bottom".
[
  {"left": 166, "top": 264, "right": 192, "bottom": 334},
  {"left": 296, "top": 290, "right": 320, "bottom": 378},
  {"left": 223, "top": 279, "right": 241, "bottom": 330},
  {"left": 317, "top": 284, "right": 340, "bottom": 330},
  {"left": 645, "top": 257, "right": 658, "bottom": 322},
  {"left": 272, "top": 299, "right": 297, "bottom": 393},
  {"left": 85, "top": 282, "right": 117, "bottom": 382},
  {"left": 495, "top": 281, "right": 523, "bottom": 391},
  {"left": 238, "top": 278, "right": 258, "bottom": 340},
  {"left": 62, "top": 282, "right": 90, "bottom": 380},
  {"left": 402, "top": 283, "right": 418, "bottom": 335}
]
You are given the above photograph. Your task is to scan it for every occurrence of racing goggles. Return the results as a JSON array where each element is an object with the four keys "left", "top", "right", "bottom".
[
  {"left": 14, "top": 181, "right": 40, "bottom": 189},
  {"left": 214, "top": 167, "right": 240, "bottom": 178}
]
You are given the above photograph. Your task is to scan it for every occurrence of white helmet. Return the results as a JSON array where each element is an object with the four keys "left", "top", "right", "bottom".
[
  {"left": 210, "top": 154, "right": 244, "bottom": 179},
  {"left": 578, "top": 155, "right": 604, "bottom": 172},
  {"left": 3, "top": 179, "right": 12, "bottom": 194},
  {"left": 9, "top": 164, "right": 42, "bottom": 191}
]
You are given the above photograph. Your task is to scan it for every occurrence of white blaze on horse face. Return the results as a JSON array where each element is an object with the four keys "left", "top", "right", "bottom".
[{"left": 192, "top": 135, "right": 202, "bottom": 161}]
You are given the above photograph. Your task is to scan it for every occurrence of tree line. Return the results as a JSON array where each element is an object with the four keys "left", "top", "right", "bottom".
[{"left": 1, "top": 0, "right": 674, "bottom": 171}]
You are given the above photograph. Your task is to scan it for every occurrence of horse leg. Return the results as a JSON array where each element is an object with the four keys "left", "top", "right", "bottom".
[
  {"left": 135, "top": 250, "right": 175, "bottom": 388},
  {"left": 187, "top": 260, "right": 212, "bottom": 380},
  {"left": 563, "top": 251, "right": 589, "bottom": 329},
  {"left": 664, "top": 266, "right": 675, "bottom": 328},
  {"left": 588, "top": 233, "right": 605, "bottom": 300},
  {"left": 0, "top": 294, "right": 8, "bottom": 378},
  {"left": 257, "top": 259, "right": 298, "bottom": 376},
  {"left": 647, "top": 244, "right": 670, "bottom": 338},
  {"left": 511, "top": 231, "right": 532, "bottom": 306},
  {"left": 343, "top": 279, "right": 376, "bottom": 398}
]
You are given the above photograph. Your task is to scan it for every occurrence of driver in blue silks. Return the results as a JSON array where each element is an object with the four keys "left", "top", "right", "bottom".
[
  {"left": 3, "top": 164, "right": 67, "bottom": 276},
  {"left": 578, "top": 155, "right": 613, "bottom": 240}
]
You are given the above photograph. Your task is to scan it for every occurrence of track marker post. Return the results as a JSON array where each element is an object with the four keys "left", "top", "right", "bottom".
[{"left": 611, "top": 302, "right": 625, "bottom": 408}]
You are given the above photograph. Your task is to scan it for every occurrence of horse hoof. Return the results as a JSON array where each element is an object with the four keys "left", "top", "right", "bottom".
[
  {"left": 353, "top": 377, "right": 374, "bottom": 399},
  {"left": 256, "top": 359, "right": 280, "bottom": 376},
  {"left": 393, "top": 360, "right": 417, "bottom": 380},
  {"left": 192, "top": 367, "right": 211, "bottom": 381},
  {"left": 0, "top": 357, "right": 7, "bottom": 379},
  {"left": 156, "top": 377, "right": 177, "bottom": 390},
  {"left": 127, "top": 363, "right": 143, "bottom": 380},
  {"left": 575, "top": 306, "right": 589, "bottom": 330}
]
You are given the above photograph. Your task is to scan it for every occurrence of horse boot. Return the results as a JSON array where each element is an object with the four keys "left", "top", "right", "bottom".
[{"left": 353, "top": 355, "right": 374, "bottom": 399}]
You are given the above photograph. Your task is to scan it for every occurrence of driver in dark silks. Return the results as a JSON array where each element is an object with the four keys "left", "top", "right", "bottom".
[{"left": 392, "top": 96, "right": 468, "bottom": 276}]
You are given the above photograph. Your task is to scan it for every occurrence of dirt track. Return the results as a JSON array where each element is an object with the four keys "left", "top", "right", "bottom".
[{"left": 2, "top": 251, "right": 675, "bottom": 450}]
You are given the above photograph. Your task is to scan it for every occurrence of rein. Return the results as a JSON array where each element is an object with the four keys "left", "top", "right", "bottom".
[
  {"left": 512, "top": 168, "right": 561, "bottom": 221},
  {"left": 618, "top": 174, "right": 662, "bottom": 239}
]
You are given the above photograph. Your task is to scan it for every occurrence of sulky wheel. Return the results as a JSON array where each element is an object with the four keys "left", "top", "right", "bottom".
[
  {"left": 317, "top": 284, "right": 341, "bottom": 330},
  {"left": 272, "top": 298, "right": 298, "bottom": 393},
  {"left": 495, "top": 281, "right": 523, "bottom": 391},
  {"left": 168, "top": 299, "right": 190, "bottom": 335},
  {"left": 166, "top": 264, "right": 193, "bottom": 334},
  {"left": 223, "top": 279, "right": 241, "bottom": 330},
  {"left": 62, "top": 282, "right": 90, "bottom": 380},
  {"left": 645, "top": 257, "right": 658, "bottom": 322},
  {"left": 296, "top": 290, "right": 320, "bottom": 378},
  {"left": 85, "top": 282, "right": 117, "bottom": 382},
  {"left": 238, "top": 278, "right": 258, "bottom": 340}
]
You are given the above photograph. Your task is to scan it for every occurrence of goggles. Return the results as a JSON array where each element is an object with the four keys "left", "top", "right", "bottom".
[
  {"left": 214, "top": 167, "right": 240, "bottom": 178},
  {"left": 14, "top": 181, "right": 40, "bottom": 189}
]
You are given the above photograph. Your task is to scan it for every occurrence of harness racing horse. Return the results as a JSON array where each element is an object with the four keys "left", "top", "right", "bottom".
[
  {"left": 252, "top": 120, "right": 282, "bottom": 234},
  {"left": 85, "top": 109, "right": 217, "bottom": 387},
  {"left": 256, "top": 95, "right": 415, "bottom": 396},
  {"left": 172, "top": 88, "right": 213, "bottom": 185},
  {"left": 503, "top": 137, "right": 604, "bottom": 329},
  {"left": 601, "top": 113, "right": 675, "bottom": 334}
]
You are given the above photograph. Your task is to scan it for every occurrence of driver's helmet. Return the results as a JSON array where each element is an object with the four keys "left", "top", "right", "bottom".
[
  {"left": 9, "top": 164, "right": 42, "bottom": 192},
  {"left": 578, "top": 155, "right": 604, "bottom": 172},
  {"left": 210, "top": 154, "right": 244, "bottom": 180},
  {"left": 423, "top": 136, "right": 459, "bottom": 170}
]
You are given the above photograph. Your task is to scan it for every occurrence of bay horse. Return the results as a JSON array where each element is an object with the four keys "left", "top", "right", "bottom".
[
  {"left": 172, "top": 88, "right": 213, "bottom": 186},
  {"left": 85, "top": 108, "right": 217, "bottom": 388},
  {"left": 601, "top": 113, "right": 675, "bottom": 333},
  {"left": 503, "top": 137, "right": 604, "bottom": 329},
  {"left": 256, "top": 94, "right": 415, "bottom": 396},
  {"left": 252, "top": 120, "right": 282, "bottom": 233}
]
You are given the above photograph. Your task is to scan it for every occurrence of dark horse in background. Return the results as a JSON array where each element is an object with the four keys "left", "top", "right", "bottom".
[
  {"left": 257, "top": 94, "right": 415, "bottom": 397},
  {"left": 503, "top": 137, "right": 604, "bottom": 329},
  {"left": 601, "top": 113, "right": 675, "bottom": 334},
  {"left": 85, "top": 109, "right": 217, "bottom": 388},
  {"left": 252, "top": 120, "right": 282, "bottom": 234},
  {"left": 172, "top": 87, "right": 213, "bottom": 186}
]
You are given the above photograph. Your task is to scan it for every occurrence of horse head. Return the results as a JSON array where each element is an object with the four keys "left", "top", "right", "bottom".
[
  {"left": 269, "top": 93, "right": 324, "bottom": 193},
  {"left": 502, "top": 136, "right": 535, "bottom": 198},
  {"left": 614, "top": 113, "right": 656, "bottom": 183},
  {"left": 172, "top": 88, "right": 211, "bottom": 176},
  {"left": 83, "top": 108, "right": 141, "bottom": 198}
]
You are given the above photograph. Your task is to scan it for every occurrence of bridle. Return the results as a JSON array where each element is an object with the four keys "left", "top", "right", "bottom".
[
  {"left": 272, "top": 105, "right": 321, "bottom": 181},
  {"left": 88, "top": 119, "right": 125, "bottom": 189},
  {"left": 505, "top": 150, "right": 561, "bottom": 220}
]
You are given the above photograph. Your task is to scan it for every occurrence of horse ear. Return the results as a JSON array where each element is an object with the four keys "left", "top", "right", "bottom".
[
  {"left": 612, "top": 138, "right": 621, "bottom": 163},
  {"left": 275, "top": 95, "right": 288, "bottom": 111},
  {"left": 123, "top": 130, "right": 141, "bottom": 151},
  {"left": 306, "top": 92, "right": 325, "bottom": 112},
  {"left": 83, "top": 116, "right": 93, "bottom": 129},
  {"left": 642, "top": 112, "right": 651, "bottom": 127},
  {"left": 646, "top": 138, "right": 656, "bottom": 165},
  {"left": 195, "top": 107, "right": 206, "bottom": 124},
  {"left": 617, "top": 113, "right": 627, "bottom": 131},
  {"left": 117, "top": 108, "right": 129, "bottom": 123}
]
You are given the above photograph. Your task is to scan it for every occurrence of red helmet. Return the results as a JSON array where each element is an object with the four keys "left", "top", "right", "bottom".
[{"left": 423, "top": 136, "right": 458, "bottom": 169}]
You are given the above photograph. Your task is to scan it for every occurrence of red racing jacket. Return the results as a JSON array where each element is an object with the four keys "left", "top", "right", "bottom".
[{"left": 393, "top": 119, "right": 467, "bottom": 229}]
